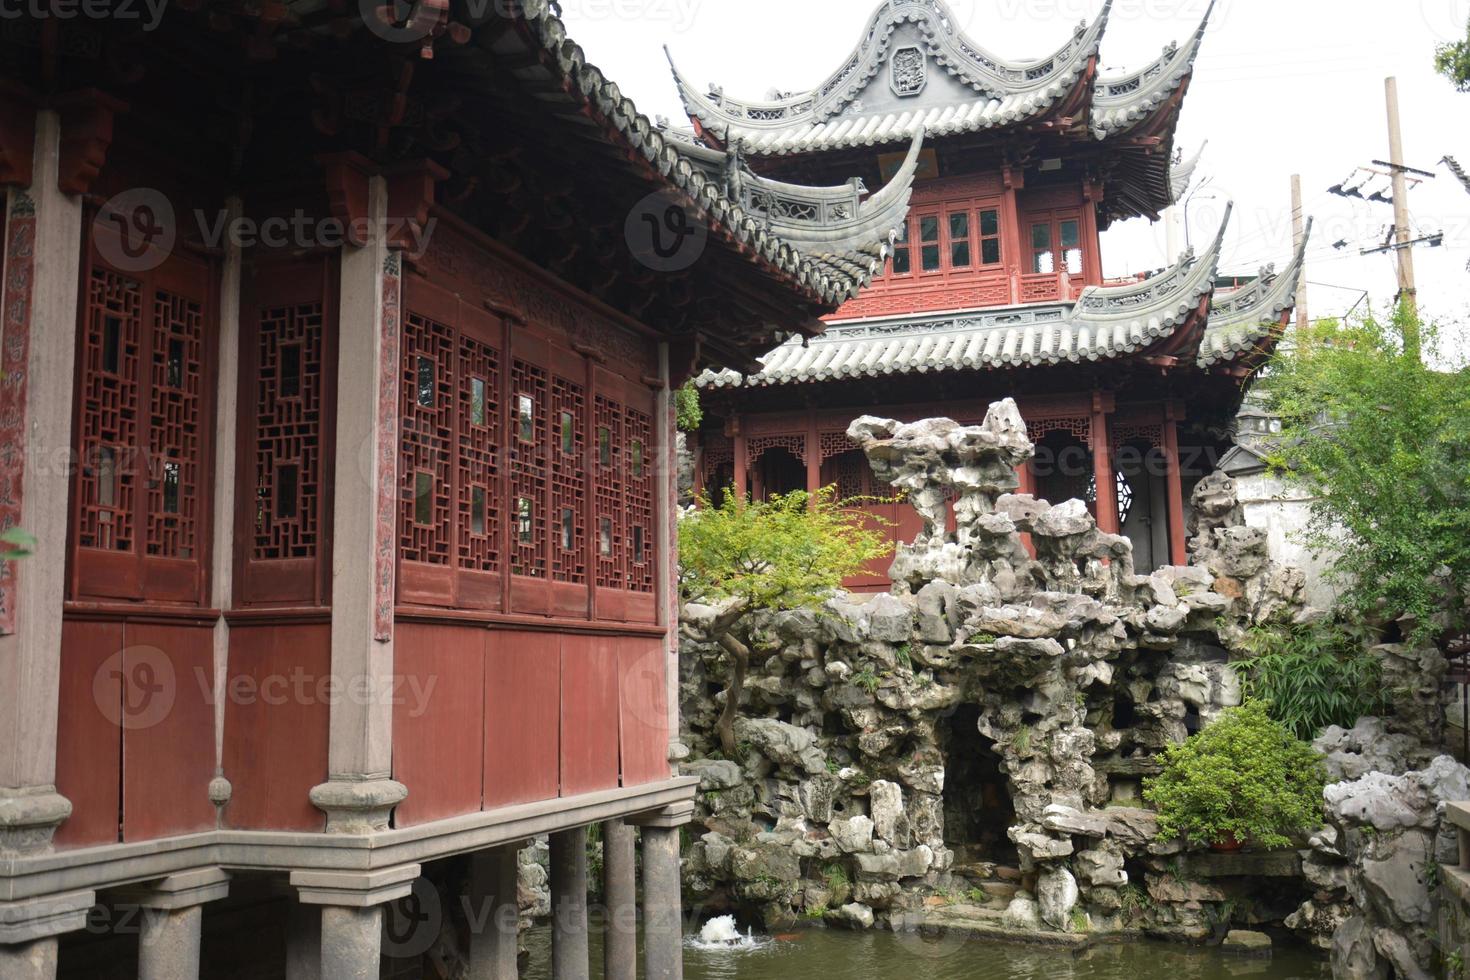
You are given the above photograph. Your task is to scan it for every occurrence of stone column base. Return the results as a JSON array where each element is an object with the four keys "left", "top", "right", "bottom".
[
  {"left": 0, "top": 787, "right": 72, "bottom": 857},
  {"left": 308, "top": 778, "right": 407, "bottom": 834}
]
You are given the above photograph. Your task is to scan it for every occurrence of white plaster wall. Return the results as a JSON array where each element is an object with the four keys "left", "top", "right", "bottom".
[{"left": 1235, "top": 471, "right": 1343, "bottom": 612}]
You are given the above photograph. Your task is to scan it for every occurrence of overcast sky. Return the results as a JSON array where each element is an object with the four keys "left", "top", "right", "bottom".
[{"left": 559, "top": 0, "right": 1470, "bottom": 344}]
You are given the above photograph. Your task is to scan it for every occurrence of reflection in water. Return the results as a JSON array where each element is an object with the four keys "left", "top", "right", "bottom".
[{"left": 519, "top": 925, "right": 1330, "bottom": 980}]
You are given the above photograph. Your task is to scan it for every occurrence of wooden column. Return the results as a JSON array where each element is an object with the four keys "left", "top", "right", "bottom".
[
  {"left": 731, "top": 418, "right": 748, "bottom": 502},
  {"left": 1000, "top": 164, "right": 1024, "bottom": 305},
  {"left": 1163, "top": 403, "right": 1188, "bottom": 566},
  {"left": 805, "top": 412, "right": 821, "bottom": 498},
  {"left": 1015, "top": 462, "right": 1037, "bottom": 558},
  {"left": 1089, "top": 391, "right": 1119, "bottom": 535},
  {"left": 0, "top": 108, "right": 84, "bottom": 859},
  {"left": 1080, "top": 180, "right": 1105, "bottom": 288},
  {"left": 310, "top": 171, "right": 406, "bottom": 832}
]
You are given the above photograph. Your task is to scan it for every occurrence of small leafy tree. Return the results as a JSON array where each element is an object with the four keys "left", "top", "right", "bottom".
[
  {"left": 1437, "top": 17, "right": 1470, "bottom": 91},
  {"left": 1144, "top": 701, "right": 1327, "bottom": 850},
  {"left": 1235, "top": 622, "right": 1389, "bottom": 740},
  {"left": 1260, "top": 310, "right": 1470, "bottom": 643},
  {"left": 679, "top": 487, "right": 891, "bottom": 755},
  {"left": 674, "top": 382, "right": 703, "bottom": 433}
]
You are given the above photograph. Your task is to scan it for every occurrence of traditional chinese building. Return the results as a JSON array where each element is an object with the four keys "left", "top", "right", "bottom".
[
  {"left": 673, "top": 0, "right": 1310, "bottom": 582},
  {"left": 0, "top": 3, "right": 909, "bottom": 978}
]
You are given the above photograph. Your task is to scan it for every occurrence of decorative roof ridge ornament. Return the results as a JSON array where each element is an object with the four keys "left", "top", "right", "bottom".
[
  {"left": 1090, "top": 0, "right": 1213, "bottom": 139},
  {"left": 1169, "top": 139, "right": 1207, "bottom": 204},
  {"left": 1074, "top": 200, "right": 1230, "bottom": 321},
  {"left": 1199, "top": 216, "right": 1314, "bottom": 368},
  {"left": 663, "top": 0, "right": 1110, "bottom": 139}
]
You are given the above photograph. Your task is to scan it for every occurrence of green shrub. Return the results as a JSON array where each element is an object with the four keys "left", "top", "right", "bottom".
[
  {"left": 1144, "top": 701, "right": 1327, "bottom": 850},
  {"left": 674, "top": 382, "right": 703, "bottom": 432},
  {"left": 1235, "top": 623, "right": 1389, "bottom": 740}
]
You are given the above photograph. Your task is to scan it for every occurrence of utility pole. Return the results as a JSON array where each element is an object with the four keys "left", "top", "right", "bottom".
[
  {"left": 1290, "top": 174, "right": 1309, "bottom": 329},
  {"left": 1385, "top": 76, "right": 1420, "bottom": 357}
]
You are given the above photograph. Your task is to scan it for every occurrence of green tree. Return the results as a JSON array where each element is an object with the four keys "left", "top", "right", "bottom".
[
  {"left": 1260, "top": 309, "right": 1470, "bottom": 643},
  {"left": 1436, "top": 17, "right": 1470, "bottom": 91},
  {"left": 679, "top": 487, "right": 891, "bottom": 754},
  {"left": 1144, "top": 701, "right": 1327, "bottom": 850},
  {"left": 674, "top": 382, "right": 703, "bottom": 433}
]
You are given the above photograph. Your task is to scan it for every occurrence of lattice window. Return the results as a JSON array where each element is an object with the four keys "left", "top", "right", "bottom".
[
  {"left": 747, "top": 434, "right": 807, "bottom": 466},
  {"left": 456, "top": 335, "right": 501, "bottom": 573},
  {"left": 828, "top": 448, "right": 871, "bottom": 502},
  {"left": 550, "top": 374, "right": 586, "bottom": 584},
  {"left": 146, "top": 290, "right": 204, "bottom": 559},
  {"left": 78, "top": 269, "right": 141, "bottom": 552},
  {"left": 508, "top": 359, "right": 548, "bottom": 579},
  {"left": 1027, "top": 416, "right": 1091, "bottom": 442},
  {"left": 252, "top": 303, "right": 323, "bottom": 560},
  {"left": 624, "top": 407, "right": 654, "bottom": 594},
  {"left": 593, "top": 394, "right": 624, "bottom": 589},
  {"left": 1110, "top": 423, "right": 1163, "bottom": 453},
  {"left": 702, "top": 432, "right": 733, "bottom": 468},
  {"left": 819, "top": 431, "right": 857, "bottom": 461},
  {"left": 399, "top": 313, "right": 454, "bottom": 566}
]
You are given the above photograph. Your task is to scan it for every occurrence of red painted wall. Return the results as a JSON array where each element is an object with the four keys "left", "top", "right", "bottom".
[{"left": 222, "top": 623, "right": 331, "bottom": 832}]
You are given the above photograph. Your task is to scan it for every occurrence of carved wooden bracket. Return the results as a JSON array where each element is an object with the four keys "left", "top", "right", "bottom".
[
  {"left": 385, "top": 158, "right": 448, "bottom": 250},
  {"left": 55, "top": 90, "right": 127, "bottom": 196},
  {"left": 667, "top": 333, "right": 702, "bottom": 389},
  {"left": 317, "top": 151, "right": 378, "bottom": 247},
  {"left": 0, "top": 86, "right": 36, "bottom": 189}
]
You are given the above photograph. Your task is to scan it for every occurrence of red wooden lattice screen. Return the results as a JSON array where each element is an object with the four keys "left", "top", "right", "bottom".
[
  {"left": 624, "top": 407, "right": 654, "bottom": 594},
  {"left": 71, "top": 249, "right": 213, "bottom": 605},
  {"left": 77, "top": 268, "right": 142, "bottom": 555},
  {"left": 252, "top": 303, "right": 324, "bottom": 563},
  {"left": 400, "top": 312, "right": 455, "bottom": 568},
  {"left": 550, "top": 374, "right": 585, "bottom": 585},
  {"left": 508, "top": 358, "right": 549, "bottom": 580},
  {"left": 456, "top": 334, "right": 501, "bottom": 576},
  {"left": 593, "top": 393, "right": 624, "bottom": 590}
]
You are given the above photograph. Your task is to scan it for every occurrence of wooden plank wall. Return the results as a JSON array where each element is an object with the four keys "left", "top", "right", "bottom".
[
  {"left": 222, "top": 623, "right": 331, "bottom": 832},
  {"left": 393, "top": 624, "right": 669, "bottom": 828}
]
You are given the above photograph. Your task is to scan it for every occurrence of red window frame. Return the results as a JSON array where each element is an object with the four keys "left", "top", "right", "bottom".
[
  {"left": 70, "top": 231, "right": 218, "bottom": 607},
  {"left": 884, "top": 199, "right": 1005, "bottom": 282}
]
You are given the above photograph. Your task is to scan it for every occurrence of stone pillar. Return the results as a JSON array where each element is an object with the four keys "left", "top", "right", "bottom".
[
  {"left": 292, "top": 865, "right": 419, "bottom": 980},
  {"left": 549, "top": 827, "right": 589, "bottom": 980},
  {"left": 466, "top": 847, "right": 520, "bottom": 980},
  {"left": 0, "top": 108, "right": 84, "bottom": 856},
  {"left": 309, "top": 170, "right": 407, "bottom": 832},
  {"left": 0, "top": 889, "right": 96, "bottom": 980},
  {"left": 633, "top": 802, "right": 695, "bottom": 980},
  {"left": 115, "top": 869, "right": 230, "bottom": 980},
  {"left": 602, "top": 820, "right": 637, "bottom": 980},
  {"left": 284, "top": 899, "right": 322, "bottom": 980}
]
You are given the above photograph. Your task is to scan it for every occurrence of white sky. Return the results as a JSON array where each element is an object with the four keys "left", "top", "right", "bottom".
[{"left": 559, "top": 0, "right": 1470, "bottom": 343}]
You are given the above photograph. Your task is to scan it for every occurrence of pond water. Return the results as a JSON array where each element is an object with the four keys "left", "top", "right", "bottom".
[{"left": 519, "top": 925, "right": 1332, "bottom": 980}]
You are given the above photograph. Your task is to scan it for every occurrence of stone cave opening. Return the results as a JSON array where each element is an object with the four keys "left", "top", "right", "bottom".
[{"left": 940, "top": 703, "right": 1018, "bottom": 870}]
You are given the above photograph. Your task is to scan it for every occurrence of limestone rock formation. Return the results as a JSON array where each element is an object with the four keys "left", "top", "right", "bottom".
[{"left": 676, "top": 403, "right": 1438, "bottom": 949}]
